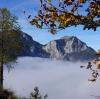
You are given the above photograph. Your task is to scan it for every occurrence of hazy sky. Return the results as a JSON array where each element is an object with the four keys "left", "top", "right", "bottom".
[
  {"left": 4, "top": 57, "right": 100, "bottom": 99},
  {"left": 0, "top": 0, "right": 100, "bottom": 51}
]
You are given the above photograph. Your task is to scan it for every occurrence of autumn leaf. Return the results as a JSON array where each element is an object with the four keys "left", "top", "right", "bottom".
[
  {"left": 36, "top": 24, "right": 42, "bottom": 28},
  {"left": 40, "top": 0, "right": 42, "bottom": 7},
  {"left": 50, "top": 23, "right": 56, "bottom": 28},
  {"left": 88, "top": 78, "right": 96, "bottom": 82},
  {"left": 28, "top": 14, "right": 31, "bottom": 19},
  {"left": 92, "top": 75, "right": 97, "bottom": 79},
  {"left": 86, "top": 66, "right": 89, "bottom": 69},
  {"left": 35, "top": 17, "right": 41, "bottom": 21},
  {"left": 93, "top": 58, "right": 99, "bottom": 64},
  {"left": 48, "top": 29, "right": 57, "bottom": 34},
  {"left": 29, "top": 21, "right": 35, "bottom": 25},
  {"left": 80, "top": 66, "right": 85, "bottom": 68},
  {"left": 38, "top": 10, "right": 42, "bottom": 15},
  {"left": 76, "top": 0, "right": 83, "bottom": 6},
  {"left": 46, "top": 0, "right": 51, "bottom": 4},
  {"left": 97, "top": 65, "right": 100, "bottom": 69},
  {"left": 71, "top": 7, "right": 77, "bottom": 13},
  {"left": 49, "top": 7, "right": 55, "bottom": 11},
  {"left": 66, "top": 17, "right": 71, "bottom": 22},
  {"left": 90, "top": 2, "right": 96, "bottom": 8},
  {"left": 66, "top": 1, "right": 73, "bottom": 5},
  {"left": 92, "top": 72, "right": 98, "bottom": 79}
]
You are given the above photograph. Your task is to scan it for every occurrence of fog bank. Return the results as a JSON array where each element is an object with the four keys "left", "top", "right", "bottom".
[{"left": 4, "top": 57, "right": 100, "bottom": 99}]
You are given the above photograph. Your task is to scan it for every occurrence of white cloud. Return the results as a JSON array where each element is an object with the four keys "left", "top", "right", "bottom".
[{"left": 3, "top": 57, "right": 100, "bottom": 99}]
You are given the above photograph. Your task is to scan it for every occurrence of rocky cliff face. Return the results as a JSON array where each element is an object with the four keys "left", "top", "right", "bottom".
[
  {"left": 19, "top": 31, "right": 50, "bottom": 58},
  {"left": 20, "top": 32, "right": 96, "bottom": 61},
  {"left": 43, "top": 36, "right": 95, "bottom": 61}
]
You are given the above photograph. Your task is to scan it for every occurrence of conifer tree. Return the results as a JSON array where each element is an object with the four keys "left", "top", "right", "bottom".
[{"left": 0, "top": 8, "right": 23, "bottom": 87}]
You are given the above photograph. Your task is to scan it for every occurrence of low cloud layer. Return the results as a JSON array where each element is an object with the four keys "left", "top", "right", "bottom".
[{"left": 3, "top": 57, "right": 100, "bottom": 99}]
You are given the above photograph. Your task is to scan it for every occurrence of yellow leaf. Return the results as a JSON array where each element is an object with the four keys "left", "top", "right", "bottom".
[
  {"left": 29, "top": 21, "right": 35, "bottom": 25},
  {"left": 98, "top": 9, "right": 100, "bottom": 13},
  {"left": 46, "top": 0, "right": 51, "bottom": 4},
  {"left": 59, "top": 14, "right": 65, "bottom": 20},
  {"left": 97, "top": 61, "right": 100, "bottom": 64},
  {"left": 66, "top": 17, "right": 71, "bottom": 22},
  {"left": 49, "top": 7, "right": 55, "bottom": 11},
  {"left": 35, "top": 17, "right": 40, "bottom": 22}
]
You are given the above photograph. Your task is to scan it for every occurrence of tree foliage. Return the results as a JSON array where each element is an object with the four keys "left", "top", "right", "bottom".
[
  {"left": 0, "top": 86, "right": 17, "bottom": 99},
  {"left": 0, "top": 8, "right": 23, "bottom": 64},
  {"left": 30, "top": 87, "right": 47, "bottom": 99},
  {"left": 0, "top": 8, "right": 24, "bottom": 87},
  {"left": 24, "top": 0, "right": 100, "bottom": 34}
]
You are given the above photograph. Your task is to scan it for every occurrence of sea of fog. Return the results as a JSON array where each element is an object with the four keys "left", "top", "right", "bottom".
[{"left": 3, "top": 57, "right": 100, "bottom": 99}]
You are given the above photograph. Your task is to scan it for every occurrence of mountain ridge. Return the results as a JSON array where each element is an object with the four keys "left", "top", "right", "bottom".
[{"left": 19, "top": 31, "right": 96, "bottom": 61}]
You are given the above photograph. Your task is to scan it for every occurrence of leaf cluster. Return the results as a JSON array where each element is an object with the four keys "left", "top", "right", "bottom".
[
  {"left": 24, "top": 0, "right": 100, "bottom": 34},
  {"left": 80, "top": 50, "right": 100, "bottom": 82}
]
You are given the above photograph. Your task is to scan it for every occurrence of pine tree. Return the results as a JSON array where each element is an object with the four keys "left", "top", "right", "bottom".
[{"left": 0, "top": 8, "right": 23, "bottom": 87}]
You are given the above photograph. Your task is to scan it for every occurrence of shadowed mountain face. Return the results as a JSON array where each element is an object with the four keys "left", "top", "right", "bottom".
[
  {"left": 19, "top": 32, "right": 50, "bottom": 58},
  {"left": 20, "top": 32, "right": 96, "bottom": 61}
]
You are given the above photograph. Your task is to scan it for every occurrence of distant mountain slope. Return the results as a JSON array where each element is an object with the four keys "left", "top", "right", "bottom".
[
  {"left": 19, "top": 32, "right": 96, "bottom": 61},
  {"left": 43, "top": 36, "right": 96, "bottom": 61},
  {"left": 19, "top": 31, "right": 50, "bottom": 58}
]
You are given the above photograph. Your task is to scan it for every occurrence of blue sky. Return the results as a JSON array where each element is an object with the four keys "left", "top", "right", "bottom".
[{"left": 0, "top": 0, "right": 100, "bottom": 51}]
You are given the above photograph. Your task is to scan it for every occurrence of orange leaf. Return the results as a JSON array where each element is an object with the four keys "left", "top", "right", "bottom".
[
  {"left": 88, "top": 78, "right": 96, "bottom": 82},
  {"left": 66, "top": 1, "right": 72, "bottom": 5},
  {"left": 48, "top": 29, "right": 57, "bottom": 35},
  {"left": 97, "top": 64, "right": 100, "bottom": 69},
  {"left": 76, "top": 0, "right": 83, "bottom": 6},
  {"left": 71, "top": 7, "right": 77, "bottom": 13}
]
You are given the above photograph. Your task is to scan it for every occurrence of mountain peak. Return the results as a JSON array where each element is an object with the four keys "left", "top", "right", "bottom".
[
  {"left": 60, "top": 35, "right": 78, "bottom": 40},
  {"left": 60, "top": 36, "right": 70, "bottom": 39},
  {"left": 20, "top": 32, "right": 96, "bottom": 61}
]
